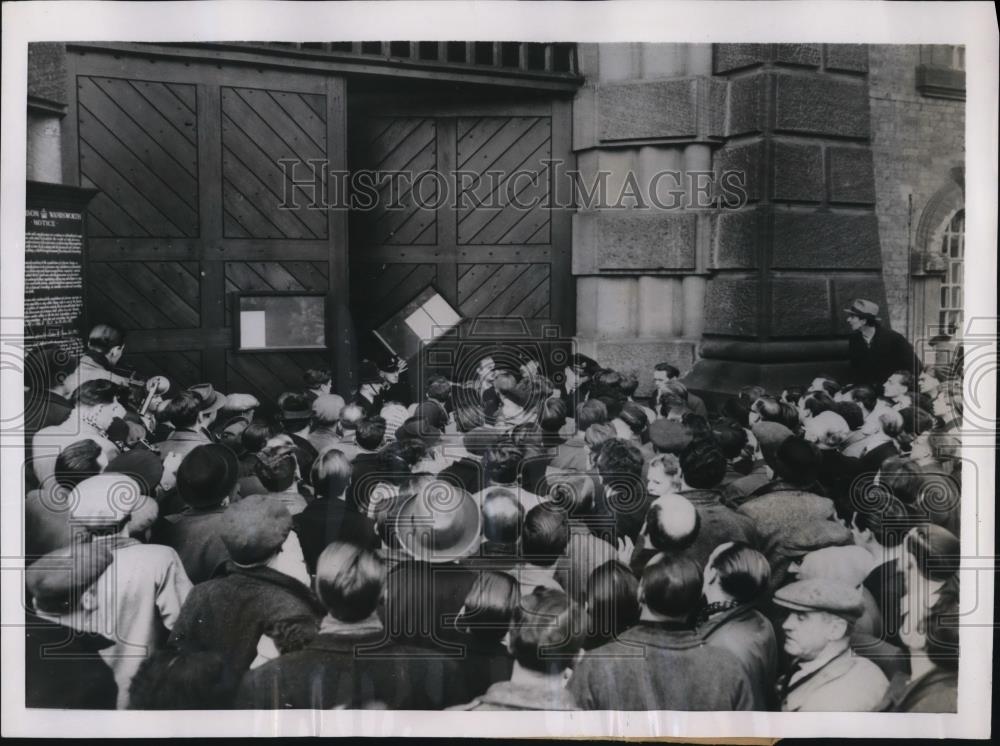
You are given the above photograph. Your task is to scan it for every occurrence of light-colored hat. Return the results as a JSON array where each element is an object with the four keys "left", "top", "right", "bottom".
[
  {"left": 188, "top": 383, "right": 227, "bottom": 415},
  {"left": 773, "top": 578, "right": 865, "bottom": 622},
  {"left": 69, "top": 473, "right": 144, "bottom": 527},
  {"left": 843, "top": 299, "right": 880, "bottom": 319}
]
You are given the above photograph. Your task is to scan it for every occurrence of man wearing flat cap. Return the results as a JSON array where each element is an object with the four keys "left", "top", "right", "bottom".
[
  {"left": 844, "top": 299, "right": 921, "bottom": 388},
  {"left": 775, "top": 578, "right": 889, "bottom": 711}
]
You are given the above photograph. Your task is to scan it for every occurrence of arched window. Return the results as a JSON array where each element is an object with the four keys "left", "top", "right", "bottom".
[{"left": 937, "top": 209, "right": 964, "bottom": 336}]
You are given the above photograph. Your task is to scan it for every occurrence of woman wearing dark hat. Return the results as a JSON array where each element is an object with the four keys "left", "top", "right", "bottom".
[
  {"left": 350, "top": 359, "right": 388, "bottom": 417},
  {"left": 845, "top": 299, "right": 922, "bottom": 387}
]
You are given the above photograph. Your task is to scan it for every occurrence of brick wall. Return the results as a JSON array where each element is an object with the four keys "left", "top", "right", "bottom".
[{"left": 868, "top": 45, "right": 965, "bottom": 336}]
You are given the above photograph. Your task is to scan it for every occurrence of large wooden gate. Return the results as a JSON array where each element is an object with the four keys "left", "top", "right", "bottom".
[
  {"left": 348, "top": 91, "right": 575, "bottom": 359},
  {"left": 63, "top": 49, "right": 350, "bottom": 402}
]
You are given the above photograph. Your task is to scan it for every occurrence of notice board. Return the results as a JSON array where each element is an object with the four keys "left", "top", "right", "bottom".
[{"left": 24, "top": 182, "right": 97, "bottom": 356}]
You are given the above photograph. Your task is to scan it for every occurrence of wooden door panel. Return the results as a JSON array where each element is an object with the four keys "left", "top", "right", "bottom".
[{"left": 68, "top": 50, "right": 347, "bottom": 401}]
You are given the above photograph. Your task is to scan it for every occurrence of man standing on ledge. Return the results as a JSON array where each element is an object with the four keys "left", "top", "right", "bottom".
[{"left": 844, "top": 299, "right": 921, "bottom": 388}]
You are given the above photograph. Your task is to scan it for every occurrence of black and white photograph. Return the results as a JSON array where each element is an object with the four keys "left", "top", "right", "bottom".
[{"left": 1, "top": 1, "right": 996, "bottom": 740}]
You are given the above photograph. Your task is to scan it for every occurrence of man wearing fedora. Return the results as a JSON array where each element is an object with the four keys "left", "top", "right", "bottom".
[
  {"left": 775, "top": 578, "right": 890, "bottom": 711},
  {"left": 844, "top": 299, "right": 922, "bottom": 388}
]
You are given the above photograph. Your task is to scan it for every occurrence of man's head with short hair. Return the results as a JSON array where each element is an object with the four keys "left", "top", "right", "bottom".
[
  {"left": 255, "top": 444, "right": 299, "bottom": 492},
  {"left": 584, "top": 422, "right": 617, "bottom": 456},
  {"left": 86, "top": 323, "right": 125, "bottom": 364},
  {"left": 456, "top": 571, "right": 520, "bottom": 642},
  {"left": 586, "top": 559, "right": 640, "bottom": 641},
  {"left": 849, "top": 384, "right": 879, "bottom": 415},
  {"left": 704, "top": 542, "right": 770, "bottom": 604},
  {"left": 508, "top": 588, "right": 583, "bottom": 675},
  {"left": 539, "top": 396, "right": 568, "bottom": 434},
  {"left": 311, "top": 394, "right": 346, "bottom": 427},
  {"left": 315, "top": 542, "right": 384, "bottom": 622},
  {"left": 521, "top": 505, "right": 569, "bottom": 566},
  {"left": 310, "top": 448, "right": 352, "bottom": 501},
  {"left": 657, "top": 381, "right": 690, "bottom": 413},
  {"left": 303, "top": 368, "right": 332, "bottom": 394},
  {"left": 482, "top": 488, "right": 524, "bottom": 546},
  {"left": 808, "top": 377, "right": 840, "bottom": 397},
  {"left": 798, "top": 391, "right": 835, "bottom": 423},
  {"left": 163, "top": 391, "right": 203, "bottom": 430},
  {"left": 883, "top": 370, "right": 915, "bottom": 401},
  {"left": 644, "top": 495, "right": 700, "bottom": 554},
  {"left": 338, "top": 403, "right": 365, "bottom": 435},
  {"left": 576, "top": 399, "right": 608, "bottom": 431},
  {"left": 653, "top": 363, "right": 681, "bottom": 395},
  {"left": 831, "top": 400, "right": 864, "bottom": 432},
  {"left": 803, "top": 411, "right": 851, "bottom": 450},
  {"left": 355, "top": 416, "right": 387, "bottom": 452},
  {"left": 241, "top": 422, "right": 273, "bottom": 455},
  {"left": 426, "top": 375, "right": 452, "bottom": 405},
  {"left": 54, "top": 439, "right": 106, "bottom": 490},
  {"left": 678, "top": 438, "right": 727, "bottom": 489},
  {"left": 639, "top": 553, "right": 703, "bottom": 620},
  {"left": 484, "top": 442, "right": 524, "bottom": 485}
]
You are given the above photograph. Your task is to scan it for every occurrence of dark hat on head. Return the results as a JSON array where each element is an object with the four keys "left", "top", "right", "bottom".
[
  {"left": 843, "top": 298, "right": 880, "bottom": 320},
  {"left": 773, "top": 578, "right": 864, "bottom": 622},
  {"left": 570, "top": 353, "right": 599, "bottom": 376},
  {"left": 772, "top": 436, "right": 822, "bottom": 486},
  {"left": 359, "top": 359, "right": 382, "bottom": 384},
  {"left": 412, "top": 401, "right": 448, "bottom": 432},
  {"left": 649, "top": 419, "right": 693, "bottom": 454},
  {"left": 394, "top": 480, "right": 481, "bottom": 563},
  {"left": 395, "top": 417, "right": 442, "bottom": 449},
  {"left": 188, "top": 383, "right": 227, "bottom": 416},
  {"left": 377, "top": 355, "right": 401, "bottom": 373},
  {"left": 106, "top": 450, "right": 164, "bottom": 496},
  {"left": 219, "top": 495, "right": 292, "bottom": 564},
  {"left": 26, "top": 541, "right": 114, "bottom": 614},
  {"left": 177, "top": 444, "right": 239, "bottom": 509},
  {"left": 280, "top": 392, "right": 313, "bottom": 426}
]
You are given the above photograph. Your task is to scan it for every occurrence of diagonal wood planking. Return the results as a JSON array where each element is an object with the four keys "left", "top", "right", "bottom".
[
  {"left": 78, "top": 76, "right": 199, "bottom": 237},
  {"left": 456, "top": 117, "right": 551, "bottom": 245},
  {"left": 221, "top": 86, "right": 328, "bottom": 239}
]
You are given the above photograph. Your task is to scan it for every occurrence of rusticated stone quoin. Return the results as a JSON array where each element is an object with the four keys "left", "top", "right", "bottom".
[
  {"left": 713, "top": 44, "right": 768, "bottom": 74},
  {"left": 828, "top": 146, "right": 877, "bottom": 204},
  {"left": 716, "top": 140, "right": 763, "bottom": 203},
  {"left": 727, "top": 74, "right": 765, "bottom": 136},
  {"left": 771, "top": 212, "right": 882, "bottom": 269},
  {"left": 776, "top": 44, "right": 822, "bottom": 68},
  {"left": 769, "top": 278, "right": 832, "bottom": 336},
  {"left": 824, "top": 44, "right": 870, "bottom": 74},
  {"left": 714, "top": 209, "right": 761, "bottom": 269},
  {"left": 774, "top": 74, "right": 870, "bottom": 138},
  {"left": 703, "top": 277, "right": 760, "bottom": 337},
  {"left": 772, "top": 141, "right": 824, "bottom": 202}
]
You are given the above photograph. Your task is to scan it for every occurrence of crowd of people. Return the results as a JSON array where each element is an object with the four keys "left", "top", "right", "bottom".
[{"left": 22, "top": 302, "right": 963, "bottom": 712}]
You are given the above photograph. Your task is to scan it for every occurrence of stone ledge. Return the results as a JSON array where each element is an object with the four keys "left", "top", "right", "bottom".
[{"left": 824, "top": 44, "right": 869, "bottom": 74}]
